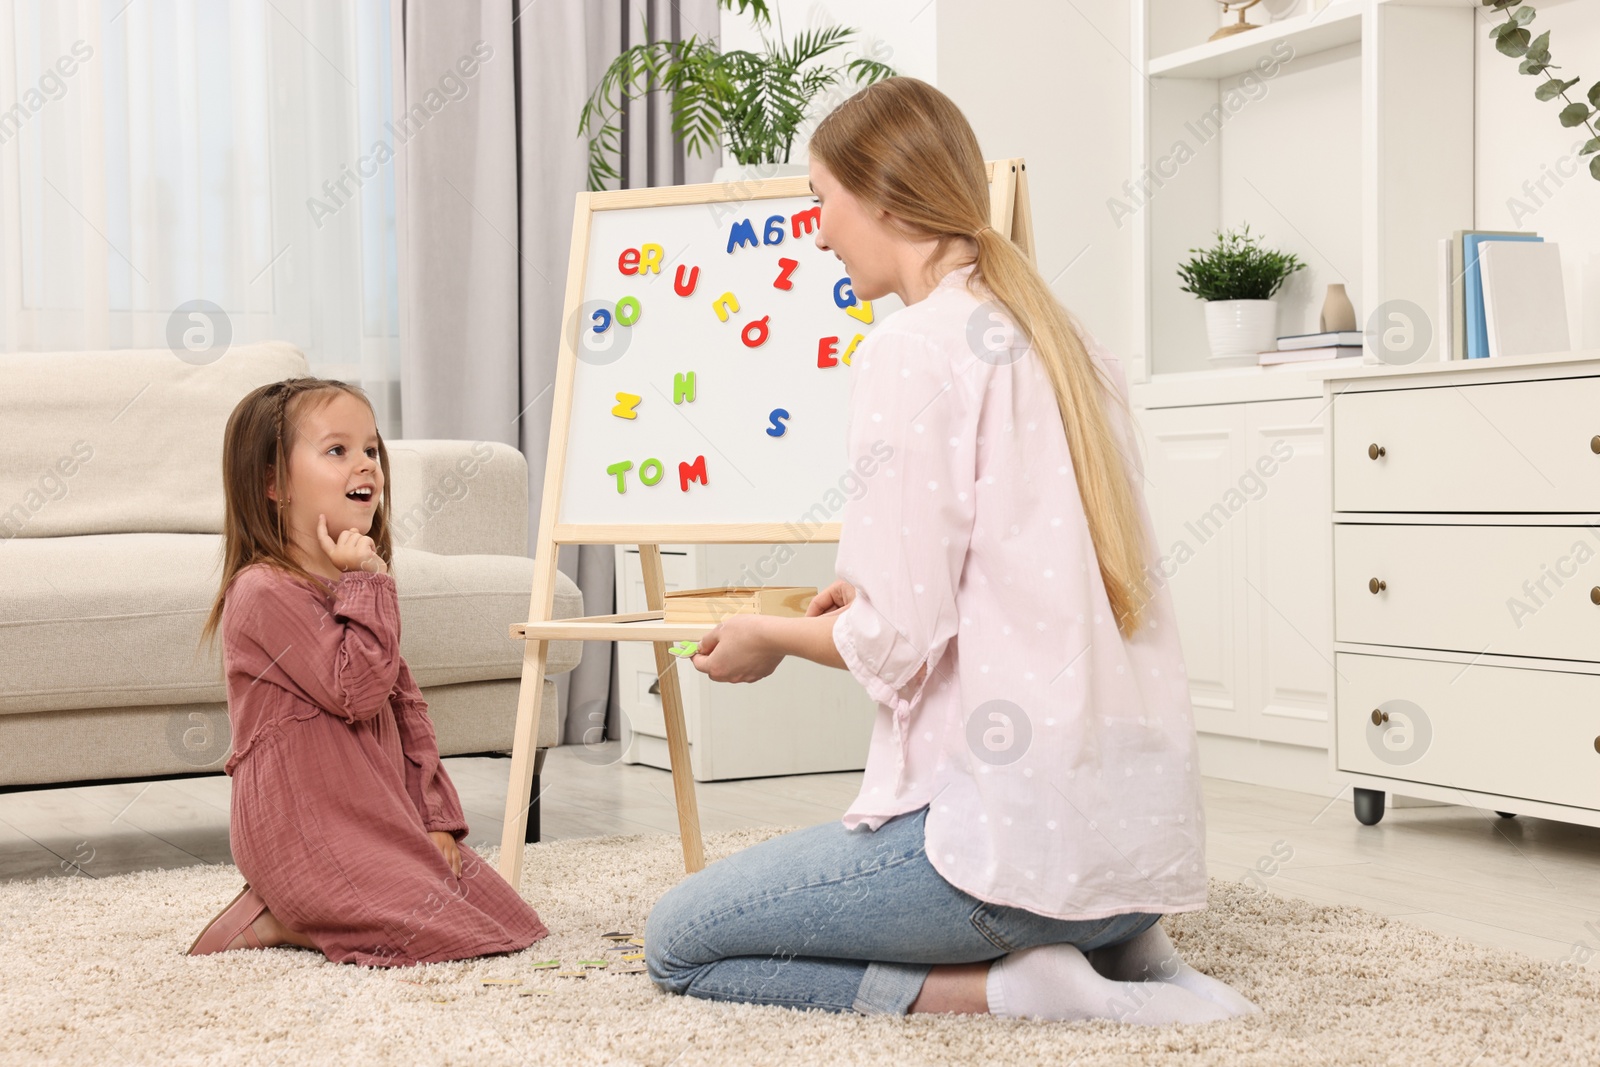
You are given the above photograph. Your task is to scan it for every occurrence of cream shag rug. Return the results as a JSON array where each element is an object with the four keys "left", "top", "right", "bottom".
[{"left": 1, "top": 826, "right": 1595, "bottom": 1066}]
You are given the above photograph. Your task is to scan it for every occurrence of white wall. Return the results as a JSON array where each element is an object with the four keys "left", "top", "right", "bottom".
[
  {"left": 938, "top": 0, "right": 1138, "bottom": 361},
  {"left": 1474, "top": 0, "right": 1600, "bottom": 351}
]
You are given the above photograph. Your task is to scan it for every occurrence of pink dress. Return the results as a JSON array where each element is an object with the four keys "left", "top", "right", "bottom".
[
  {"left": 221, "top": 562, "right": 549, "bottom": 966},
  {"left": 830, "top": 264, "right": 1208, "bottom": 922}
]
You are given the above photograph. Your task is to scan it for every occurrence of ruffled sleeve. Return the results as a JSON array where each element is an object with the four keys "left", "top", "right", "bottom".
[
  {"left": 830, "top": 328, "right": 977, "bottom": 796},
  {"left": 224, "top": 565, "right": 403, "bottom": 725},
  {"left": 389, "top": 658, "right": 469, "bottom": 839}
]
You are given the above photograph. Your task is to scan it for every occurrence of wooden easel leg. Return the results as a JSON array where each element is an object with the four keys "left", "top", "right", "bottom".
[
  {"left": 638, "top": 544, "right": 706, "bottom": 873},
  {"left": 498, "top": 552, "right": 562, "bottom": 889}
]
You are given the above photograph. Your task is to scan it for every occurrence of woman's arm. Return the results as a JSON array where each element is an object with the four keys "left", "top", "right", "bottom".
[{"left": 761, "top": 611, "right": 848, "bottom": 671}]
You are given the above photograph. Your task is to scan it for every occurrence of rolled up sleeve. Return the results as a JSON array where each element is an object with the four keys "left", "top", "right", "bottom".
[{"left": 831, "top": 329, "right": 976, "bottom": 791}]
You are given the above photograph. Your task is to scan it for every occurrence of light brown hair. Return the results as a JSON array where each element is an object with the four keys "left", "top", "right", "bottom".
[
  {"left": 198, "top": 378, "right": 395, "bottom": 653},
  {"left": 809, "top": 76, "right": 1152, "bottom": 638}
]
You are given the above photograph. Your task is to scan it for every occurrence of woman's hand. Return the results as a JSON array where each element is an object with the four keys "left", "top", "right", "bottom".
[
  {"left": 689, "top": 614, "right": 785, "bottom": 683},
  {"left": 428, "top": 830, "right": 462, "bottom": 878},
  {"left": 807, "top": 579, "right": 857, "bottom": 617},
  {"left": 317, "top": 513, "right": 388, "bottom": 575}
]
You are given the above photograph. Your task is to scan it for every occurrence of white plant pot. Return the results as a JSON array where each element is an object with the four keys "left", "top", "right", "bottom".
[
  {"left": 1204, "top": 299, "right": 1278, "bottom": 367},
  {"left": 709, "top": 162, "right": 809, "bottom": 186}
]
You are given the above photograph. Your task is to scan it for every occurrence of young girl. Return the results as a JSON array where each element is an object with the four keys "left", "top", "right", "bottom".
[
  {"left": 644, "top": 78, "right": 1260, "bottom": 1024},
  {"left": 187, "top": 378, "right": 548, "bottom": 965}
]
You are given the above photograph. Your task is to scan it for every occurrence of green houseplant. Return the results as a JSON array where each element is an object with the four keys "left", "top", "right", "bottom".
[
  {"left": 578, "top": 0, "right": 896, "bottom": 192},
  {"left": 1177, "top": 223, "right": 1307, "bottom": 365}
]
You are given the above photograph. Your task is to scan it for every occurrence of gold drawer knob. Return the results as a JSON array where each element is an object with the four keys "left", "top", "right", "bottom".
[
  {"left": 1592, "top": 587, "right": 1600, "bottom": 605},
  {"left": 1594, "top": 736, "right": 1600, "bottom": 755},
  {"left": 1591, "top": 435, "right": 1600, "bottom": 454},
  {"left": 1369, "top": 578, "right": 1387, "bottom": 594},
  {"left": 1368, "top": 443, "right": 1386, "bottom": 460},
  {"left": 1372, "top": 709, "right": 1389, "bottom": 726}
]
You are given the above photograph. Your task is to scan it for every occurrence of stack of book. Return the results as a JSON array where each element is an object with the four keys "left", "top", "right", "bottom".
[
  {"left": 1439, "top": 230, "right": 1569, "bottom": 360},
  {"left": 1258, "top": 331, "right": 1365, "bottom": 366}
]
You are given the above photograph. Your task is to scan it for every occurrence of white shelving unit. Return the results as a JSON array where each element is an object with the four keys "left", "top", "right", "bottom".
[{"left": 1129, "top": 0, "right": 1477, "bottom": 382}]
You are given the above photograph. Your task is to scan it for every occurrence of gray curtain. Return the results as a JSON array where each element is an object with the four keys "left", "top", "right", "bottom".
[{"left": 396, "top": 0, "right": 721, "bottom": 746}]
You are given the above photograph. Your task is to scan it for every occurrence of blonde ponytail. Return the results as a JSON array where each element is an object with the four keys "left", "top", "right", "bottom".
[{"left": 811, "top": 78, "right": 1153, "bottom": 638}]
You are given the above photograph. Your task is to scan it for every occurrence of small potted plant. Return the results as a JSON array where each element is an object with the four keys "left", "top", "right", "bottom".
[
  {"left": 578, "top": 0, "right": 896, "bottom": 192},
  {"left": 1177, "top": 223, "right": 1306, "bottom": 366}
]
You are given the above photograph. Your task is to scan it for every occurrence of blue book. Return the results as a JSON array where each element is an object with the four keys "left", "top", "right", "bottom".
[{"left": 1464, "top": 233, "right": 1543, "bottom": 359}]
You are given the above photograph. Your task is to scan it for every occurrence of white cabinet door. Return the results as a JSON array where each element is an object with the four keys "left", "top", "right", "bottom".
[
  {"left": 1137, "top": 398, "right": 1333, "bottom": 753},
  {"left": 1137, "top": 403, "right": 1248, "bottom": 735},
  {"left": 1244, "top": 398, "right": 1334, "bottom": 748}
]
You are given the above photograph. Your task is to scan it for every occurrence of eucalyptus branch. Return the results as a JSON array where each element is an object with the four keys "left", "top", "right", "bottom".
[{"left": 1484, "top": 0, "right": 1600, "bottom": 180}]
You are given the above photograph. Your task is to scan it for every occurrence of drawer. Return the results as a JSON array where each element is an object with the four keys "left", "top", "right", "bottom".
[
  {"left": 1335, "top": 652, "right": 1600, "bottom": 811},
  {"left": 1334, "top": 523, "right": 1600, "bottom": 661},
  {"left": 1333, "top": 377, "right": 1600, "bottom": 512}
]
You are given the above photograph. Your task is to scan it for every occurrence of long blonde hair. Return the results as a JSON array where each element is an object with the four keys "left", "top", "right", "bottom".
[
  {"left": 198, "top": 378, "right": 396, "bottom": 653},
  {"left": 810, "top": 76, "right": 1152, "bottom": 638}
]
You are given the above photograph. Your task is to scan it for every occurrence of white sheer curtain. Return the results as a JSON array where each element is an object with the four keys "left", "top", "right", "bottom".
[{"left": 0, "top": 0, "right": 402, "bottom": 437}]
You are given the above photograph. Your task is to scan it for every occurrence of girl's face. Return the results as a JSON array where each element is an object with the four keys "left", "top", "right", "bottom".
[
  {"left": 268, "top": 390, "right": 384, "bottom": 550},
  {"left": 809, "top": 158, "right": 902, "bottom": 303}
]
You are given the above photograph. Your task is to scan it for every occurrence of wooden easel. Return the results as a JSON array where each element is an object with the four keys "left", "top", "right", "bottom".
[{"left": 497, "top": 160, "right": 1036, "bottom": 889}]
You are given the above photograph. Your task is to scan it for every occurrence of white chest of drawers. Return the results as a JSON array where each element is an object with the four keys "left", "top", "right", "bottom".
[{"left": 1312, "top": 351, "right": 1600, "bottom": 827}]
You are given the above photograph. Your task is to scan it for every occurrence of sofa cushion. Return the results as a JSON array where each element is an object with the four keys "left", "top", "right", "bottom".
[
  {"left": 0, "top": 533, "right": 583, "bottom": 716},
  {"left": 0, "top": 343, "right": 309, "bottom": 538}
]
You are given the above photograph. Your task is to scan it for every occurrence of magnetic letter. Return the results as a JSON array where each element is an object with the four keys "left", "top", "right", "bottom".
[
  {"left": 817, "top": 336, "right": 839, "bottom": 368},
  {"left": 762, "top": 215, "right": 786, "bottom": 245},
  {"left": 790, "top": 206, "right": 821, "bottom": 238},
  {"left": 841, "top": 333, "right": 864, "bottom": 366},
  {"left": 639, "top": 243, "right": 663, "bottom": 274},
  {"left": 713, "top": 292, "right": 739, "bottom": 322},
  {"left": 774, "top": 257, "right": 798, "bottom": 291},
  {"left": 606, "top": 460, "right": 633, "bottom": 493},
  {"left": 766, "top": 409, "right": 791, "bottom": 438},
  {"left": 612, "top": 392, "right": 641, "bottom": 419},
  {"left": 618, "top": 248, "right": 640, "bottom": 275},
  {"left": 674, "top": 371, "right": 696, "bottom": 404},
  {"left": 741, "top": 315, "right": 770, "bottom": 348},
  {"left": 832, "top": 277, "right": 857, "bottom": 309},
  {"left": 591, "top": 308, "right": 612, "bottom": 333},
  {"left": 616, "top": 296, "right": 641, "bottom": 326},
  {"left": 639, "top": 458, "right": 664, "bottom": 486},
  {"left": 845, "top": 300, "right": 874, "bottom": 325},
  {"left": 674, "top": 264, "right": 700, "bottom": 296},
  {"left": 726, "top": 218, "right": 758, "bottom": 253},
  {"left": 679, "top": 455, "right": 709, "bottom": 491}
]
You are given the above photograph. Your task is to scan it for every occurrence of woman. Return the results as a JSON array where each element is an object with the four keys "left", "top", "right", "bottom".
[{"left": 643, "top": 77, "right": 1258, "bottom": 1025}]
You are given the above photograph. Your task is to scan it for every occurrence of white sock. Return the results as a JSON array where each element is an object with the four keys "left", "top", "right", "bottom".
[
  {"left": 985, "top": 942, "right": 1234, "bottom": 1025},
  {"left": 1085, "top": 922, "right": 1261, "bottom": 1017}
]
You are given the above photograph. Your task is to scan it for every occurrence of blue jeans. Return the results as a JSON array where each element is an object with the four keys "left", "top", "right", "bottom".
[{"left": 644, "top": 805, "right": 1163, "bottom": 1015}]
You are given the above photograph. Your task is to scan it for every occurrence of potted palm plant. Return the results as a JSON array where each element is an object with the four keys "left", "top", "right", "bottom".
[
  {"left": 578, "top": 0, "right": 896, "bottom": 191},
  {"left": 1177, "top": 223, "right": 1306, "bottom": 366}
]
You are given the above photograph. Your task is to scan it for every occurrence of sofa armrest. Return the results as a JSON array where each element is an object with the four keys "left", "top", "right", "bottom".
[{"left": 386, "top": 440, "right": 528, "bottom": 557}]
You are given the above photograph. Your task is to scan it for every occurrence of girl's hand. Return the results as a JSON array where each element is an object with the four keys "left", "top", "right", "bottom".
[
  {"left": 690, "top": 615, "right": 785, "bottom": 683},
  {"left": 428, "top": 830, "right": 462, "bottom": 878},
  {"left": 317, "top": 513, "right": 388, "bottom": 575},
  {"left": 807, "top": 579, "right": 857, "bottom": 617}
]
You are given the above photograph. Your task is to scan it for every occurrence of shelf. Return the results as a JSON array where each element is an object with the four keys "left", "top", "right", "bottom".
[
  {"left": 1308, "top": 348, "right": 1600, "bottom": 382},
  {"left": 512, "top": 611, "right": 716, "bottom": 643},
  {"left": 1148, "top": 2, "right": 1362, "bottom": 80}
]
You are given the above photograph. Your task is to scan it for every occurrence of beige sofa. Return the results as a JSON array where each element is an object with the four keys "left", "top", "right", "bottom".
[{"left": 0, "top": 342, "right": 582, "bottom": 840}]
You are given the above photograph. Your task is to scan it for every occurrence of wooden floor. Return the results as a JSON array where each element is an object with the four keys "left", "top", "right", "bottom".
[{"left": 3, "top": 745, "right": 1597, "bottom": 971}]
